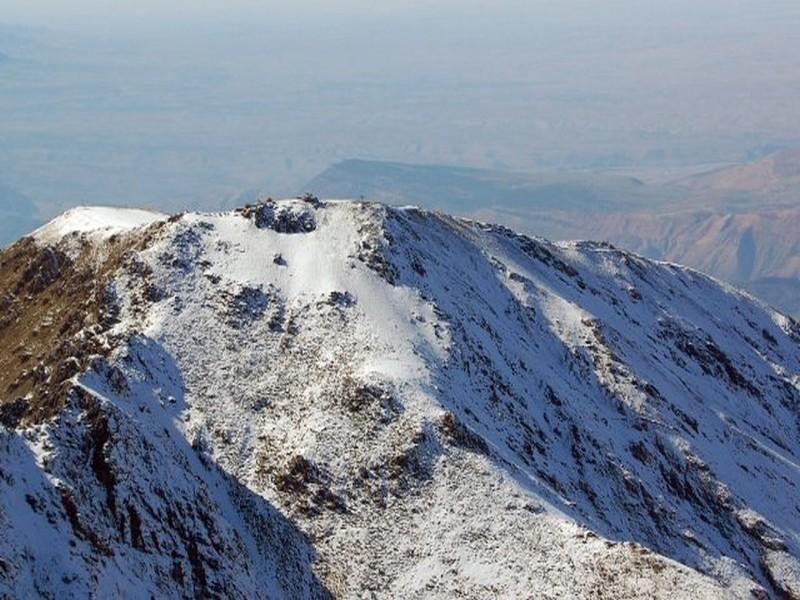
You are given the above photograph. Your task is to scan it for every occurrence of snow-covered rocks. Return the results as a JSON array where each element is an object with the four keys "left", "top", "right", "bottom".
[
  {"left": 1, "top": 198, "right": 799, "bottom": 598},
  {"left": 237, "top": 197, "right": 318, "bottom": 234}
]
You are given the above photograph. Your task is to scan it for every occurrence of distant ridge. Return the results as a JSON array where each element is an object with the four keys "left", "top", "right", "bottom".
[
  {"left": 306, "top": 158, "right": 658, "bottom": 214},
  {"left": 682, "top": 148, "right": 800, "bottom": 197}
]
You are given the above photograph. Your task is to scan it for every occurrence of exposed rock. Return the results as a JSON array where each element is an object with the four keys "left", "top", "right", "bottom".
[{"left": 239, "top": 199, "right": 317, "bottom": 233}]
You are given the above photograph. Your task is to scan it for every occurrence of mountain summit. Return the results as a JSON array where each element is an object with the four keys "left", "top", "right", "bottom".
[{"left": 1, "top": 199, "right": 799, "bottom": 598}]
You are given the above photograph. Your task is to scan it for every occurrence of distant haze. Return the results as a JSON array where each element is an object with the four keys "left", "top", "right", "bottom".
[{"left": 1, "top": 1, "right": 799, "bottom": 221}]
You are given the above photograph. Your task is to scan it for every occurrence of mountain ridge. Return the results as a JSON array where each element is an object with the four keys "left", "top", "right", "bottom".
[{"left": 1, "top": 199, "right": 799, "bottom": 598}]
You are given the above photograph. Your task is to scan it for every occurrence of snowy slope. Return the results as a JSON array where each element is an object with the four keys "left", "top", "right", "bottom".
[
  {"left": 32, "top": 206, "right": 167, "bottom": 244},
  {"left": 2, "top": 199, "right": 800, "bottom": 598}
]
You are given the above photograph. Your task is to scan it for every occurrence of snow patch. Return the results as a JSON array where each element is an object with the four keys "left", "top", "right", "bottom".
[{"left": 33, "top": 206, "right": 167, "bottom": 244}]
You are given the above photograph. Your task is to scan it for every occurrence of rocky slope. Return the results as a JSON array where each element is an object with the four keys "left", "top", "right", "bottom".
[{"left": 1, "top": 198, "right": 800, "bottom": 598}]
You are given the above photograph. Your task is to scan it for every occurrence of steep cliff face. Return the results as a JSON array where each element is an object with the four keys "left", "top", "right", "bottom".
[{"left": 1, "top": 199, "right": 799, "bottom": 598}]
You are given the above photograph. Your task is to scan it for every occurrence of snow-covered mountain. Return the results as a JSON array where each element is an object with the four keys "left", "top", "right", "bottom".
[{"left": 1, "top": 198, "right": 799, "bottom": 599}]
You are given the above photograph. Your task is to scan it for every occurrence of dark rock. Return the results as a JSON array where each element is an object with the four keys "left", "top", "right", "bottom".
[
  {"left": 438, "top": 412, "right": 489, "bottom": 454},
  {"left": 239, "top": 201, "right": 317, "bottom": 234}
]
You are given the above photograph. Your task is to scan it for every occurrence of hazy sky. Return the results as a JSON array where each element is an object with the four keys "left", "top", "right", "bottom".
[
  {"left": 2, "top": 0, "right": 799, "bottom": 215},
  {"left": 7, "top": 0, "right": 800, "bottom": 30}
]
